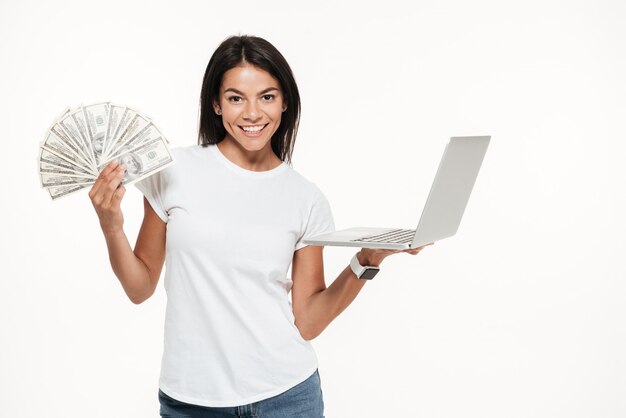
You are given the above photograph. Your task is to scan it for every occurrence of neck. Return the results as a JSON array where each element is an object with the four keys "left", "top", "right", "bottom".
[{"left": 217, "top": 137, "right": 282, "bottom": 172}]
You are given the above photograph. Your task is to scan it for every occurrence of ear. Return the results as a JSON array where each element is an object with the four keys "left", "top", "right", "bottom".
[
  {"left": 282, "top": 104, "right": 287, "bottom": 113},
  {"left": 213, "top": 100, "right": 221, "bottom": 115}
]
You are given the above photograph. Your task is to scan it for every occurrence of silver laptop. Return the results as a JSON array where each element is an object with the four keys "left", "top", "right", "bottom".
[{"left": 303, "top": 136, "right": 491, "bottom": 249}]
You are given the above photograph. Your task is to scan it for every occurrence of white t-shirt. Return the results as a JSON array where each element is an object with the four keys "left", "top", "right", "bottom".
[{"left": 135, "top": 144, "right": 335, "bottom": 407}]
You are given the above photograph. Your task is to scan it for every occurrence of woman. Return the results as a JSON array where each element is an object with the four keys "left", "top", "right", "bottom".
[{"left": 89, "top": 35, "right": 431, "bottom": 418}]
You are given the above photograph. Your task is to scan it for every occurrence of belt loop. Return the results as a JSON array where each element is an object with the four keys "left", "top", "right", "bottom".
[{"left": 237, "top": 404, "right": 255, "bottom": 417}]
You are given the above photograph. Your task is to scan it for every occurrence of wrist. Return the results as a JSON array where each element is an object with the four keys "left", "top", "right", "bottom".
[
  {"left": 356, "top": 251, "right": 380, "bottom": 268},
  {"left": 351, "top": 252, "right": 381, "bottom": 280},
  {"left": 102, "top": 226, "right": 125, "bottom": 239}
]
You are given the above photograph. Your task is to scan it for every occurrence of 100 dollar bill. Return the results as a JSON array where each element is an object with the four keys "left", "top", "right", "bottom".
[{"left": 102, "top": 135, "right": 174, "bottom": 186}]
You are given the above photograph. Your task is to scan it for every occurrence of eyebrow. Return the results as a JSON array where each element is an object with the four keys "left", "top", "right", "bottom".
[{"left": 223, "top": 87, "right": 280, "bottom": 95}]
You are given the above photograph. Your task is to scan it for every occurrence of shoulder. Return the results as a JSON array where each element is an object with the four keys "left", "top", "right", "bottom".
[
  {"left": 137, "top": 144, "right": 202, "bottom": 185},
  {"left": 281, "top": 166, "right": 335, "bottom": 234},
  {"left": 281, "top": 165, "right": 328, "bottom": 205},
  {"left": 134, "top": 144, "right": 209, "bottom": 198},
  {"left": 163, "top": 144, "right": 208, "bottom": 173}
]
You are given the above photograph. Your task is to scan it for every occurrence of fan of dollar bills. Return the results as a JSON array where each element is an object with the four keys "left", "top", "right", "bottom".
[{"left": 38, "top": 102, "right": 175, "bottom": 200}]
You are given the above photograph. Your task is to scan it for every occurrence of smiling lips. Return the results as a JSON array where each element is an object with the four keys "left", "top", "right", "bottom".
[{"left": 239, "top": 124, "right": 268, "bottom": 137}]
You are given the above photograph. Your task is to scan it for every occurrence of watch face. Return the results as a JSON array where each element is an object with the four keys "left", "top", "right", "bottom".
[{"left": 361, "top": 268, "right": 380, "bottom": 280}]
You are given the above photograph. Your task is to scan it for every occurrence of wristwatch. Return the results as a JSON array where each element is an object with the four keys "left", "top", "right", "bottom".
[{"left": 350, "top": 253, "right": 380, "bottom": 280}]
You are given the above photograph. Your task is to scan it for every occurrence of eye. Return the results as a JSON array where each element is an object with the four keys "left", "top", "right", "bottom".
[
  {"left": 227, "top": 96, "right": 243, "bottom": 103},
  {"left": 261, "top": 94, "right": 275, "bottom": 101}
]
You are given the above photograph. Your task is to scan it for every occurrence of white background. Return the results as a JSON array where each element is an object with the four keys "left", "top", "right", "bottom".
[{"left": 1, "top": 0, "right": 625, "bottom": 417}]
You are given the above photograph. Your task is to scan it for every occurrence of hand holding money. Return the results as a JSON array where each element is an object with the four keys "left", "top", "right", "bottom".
[
  {"left": 38, "top": 102, "right": 175, "bottom": 200},
  {"left": 88, "top": 160, "right": 128, "bottom": 234}
]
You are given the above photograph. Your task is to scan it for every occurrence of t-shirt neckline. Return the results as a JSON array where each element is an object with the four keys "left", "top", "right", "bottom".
[{"left": 208, "top": 144, "right": 287, "bottom": 178}]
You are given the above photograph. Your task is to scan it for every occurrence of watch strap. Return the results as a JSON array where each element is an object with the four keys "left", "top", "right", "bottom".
[{"left": 350, "top": 253, "right": 380, "bottom": 280}]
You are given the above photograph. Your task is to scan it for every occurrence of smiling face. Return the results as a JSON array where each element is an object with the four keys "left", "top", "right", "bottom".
[{"left": 214, "top": 63, "right": 286, "bottom": 159}]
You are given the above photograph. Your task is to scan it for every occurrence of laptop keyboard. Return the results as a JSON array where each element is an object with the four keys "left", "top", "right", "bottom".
[{"left": 351, "top": 229, "right": 416, "bottom": 244}]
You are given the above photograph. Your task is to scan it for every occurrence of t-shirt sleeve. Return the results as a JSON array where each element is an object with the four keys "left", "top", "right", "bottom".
[
  {"left": 295, "top": 186, "right": 335, "bottom": 251},
  {"left": 134, "top": 169, "right": 169, "bottom": 223}
]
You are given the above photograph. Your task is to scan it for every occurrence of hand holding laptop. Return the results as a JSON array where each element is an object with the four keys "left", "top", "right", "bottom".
[
  {"left": 357, "top": 242, "right": 435, "bottom": 267},
  {"left": 347, "top": 242, "right": 435, "bottom": 280}
]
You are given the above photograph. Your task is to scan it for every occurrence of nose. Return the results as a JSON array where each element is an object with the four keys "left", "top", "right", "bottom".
[{"left": 243, "top": 101, "right": 261, "bottom": 122}]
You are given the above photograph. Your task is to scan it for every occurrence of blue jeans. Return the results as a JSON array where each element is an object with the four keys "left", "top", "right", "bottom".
[{"left": 158, "top": 370, "right": 325, "bottom": 418}]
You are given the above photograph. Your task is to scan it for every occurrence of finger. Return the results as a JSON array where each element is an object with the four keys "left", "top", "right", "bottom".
[
  {"left": 412, "top": 243, "right": 434, "bottom": 251},
  {"left": 98, "top": 160, "right": 121, "bottom": 181},
  {"left": 90, "top": 160, "right": 120, "bottom": 199},
  {"left": 89, "top": 175, "right": 110, "bottom": 204},
  {"left": 111, "top": 184, "right": 126, "bottom": 205},
  {"left": 381, "top": 249, "right": 402, "bottom": 255},
  {"left": 88, "top": 181, "right": 100, "bottom": 201},
  {"left": 361, "top": 248, "right": 401, "bottom": 258},
  {"left": 101, "top": 165, "right": 127, "bottom": 205}
]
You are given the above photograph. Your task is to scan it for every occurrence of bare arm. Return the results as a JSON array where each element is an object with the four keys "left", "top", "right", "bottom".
[
  {"left": 291, "top": 245, "right": 431, "bottom": 340},
  {"left": 89, "top": 160, "right": 166, "bottom": 304}
]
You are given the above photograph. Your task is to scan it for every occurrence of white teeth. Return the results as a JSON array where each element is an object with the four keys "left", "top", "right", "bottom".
[{"left": 242, "top": 125, "right": 264, "bottom": 132}]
